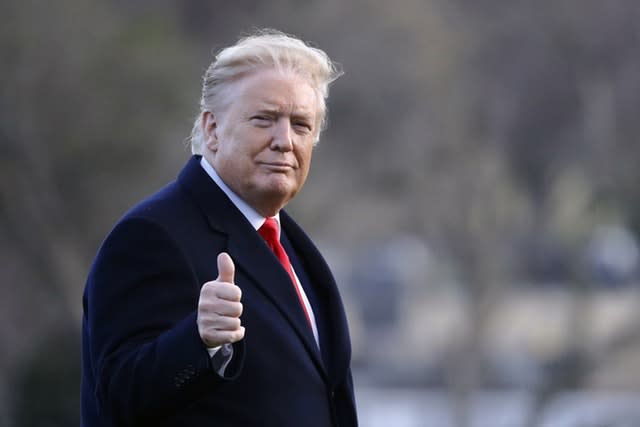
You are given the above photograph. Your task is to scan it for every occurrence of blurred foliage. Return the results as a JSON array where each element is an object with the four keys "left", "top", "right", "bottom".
[{"left": 1, "top": 0, "right": 640, "bottom": 425}]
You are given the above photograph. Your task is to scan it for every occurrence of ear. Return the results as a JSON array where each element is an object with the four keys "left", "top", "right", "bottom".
[{"left": 201, "top": 111, "right": 219, "bottom": 152}]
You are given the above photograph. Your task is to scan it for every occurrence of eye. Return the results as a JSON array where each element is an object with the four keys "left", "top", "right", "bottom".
[
  {"left": 292, "top": 120, "right": 313, "bottom": 134},
  {"left": 250, "top": 115, "right": 272, "bottom": 127}
]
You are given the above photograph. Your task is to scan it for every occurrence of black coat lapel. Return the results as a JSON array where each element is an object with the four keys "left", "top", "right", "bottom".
[{"left": 280, "top": 211, "right": 352, "bottom": 386}]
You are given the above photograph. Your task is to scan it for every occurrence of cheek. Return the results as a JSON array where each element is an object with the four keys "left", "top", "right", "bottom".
[{"left": 297, "top": 148, "right": 313, "bottom": 174}]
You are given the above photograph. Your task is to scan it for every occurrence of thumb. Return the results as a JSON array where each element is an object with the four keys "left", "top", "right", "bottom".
[{"left": 216, "top": 252, "right": 235, "bottom": 283}]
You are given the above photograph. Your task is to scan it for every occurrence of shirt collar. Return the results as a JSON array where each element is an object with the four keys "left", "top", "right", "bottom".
[{"left": 200, "top": 156, "right": 280, "bottom": 233}]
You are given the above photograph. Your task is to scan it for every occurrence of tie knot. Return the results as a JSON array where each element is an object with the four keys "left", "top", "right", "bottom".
[{"left": 258, "top": 217, "right": 279, "bottom": 244}]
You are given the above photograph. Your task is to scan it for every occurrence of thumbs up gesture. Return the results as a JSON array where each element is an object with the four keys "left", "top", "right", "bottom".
[{"left": 197, "top": 252, "right": 245, "bottom": 348}]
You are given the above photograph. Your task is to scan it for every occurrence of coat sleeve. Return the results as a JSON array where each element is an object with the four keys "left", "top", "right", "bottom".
[{"left": 84, "top": 216, "right": 243, "bottom": 425}]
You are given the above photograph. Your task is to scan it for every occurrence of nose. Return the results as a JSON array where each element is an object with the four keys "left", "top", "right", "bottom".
[{"left": 270, "top": 118, "right": 293, "bottom": 152}]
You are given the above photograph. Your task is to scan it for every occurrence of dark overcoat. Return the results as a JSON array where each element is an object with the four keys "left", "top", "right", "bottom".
[{"left": 81, "top": 155, "right": 357, "bottom": 426}]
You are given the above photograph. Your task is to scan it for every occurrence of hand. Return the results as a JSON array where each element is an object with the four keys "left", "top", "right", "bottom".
[{"left": 197, "top": 252, "right": 245, "bottom": 348}]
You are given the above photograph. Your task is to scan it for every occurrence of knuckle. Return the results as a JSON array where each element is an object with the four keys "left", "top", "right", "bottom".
[
  {"left": 200, "top": 281, "right": 219, "bottom": 298},
  {"left": 198, "top": 299, "right": 217, "bottom": 315},
  {"left": 201, "top": 280, "right": 216, "bottom": 291}
]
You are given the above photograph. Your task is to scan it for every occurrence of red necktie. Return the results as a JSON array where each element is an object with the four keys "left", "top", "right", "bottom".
[{"left": 258, "top": 217, "right": 313, "bottom": 330}]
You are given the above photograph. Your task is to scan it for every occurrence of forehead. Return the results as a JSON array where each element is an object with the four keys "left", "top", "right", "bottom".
[{"left": 230, "top": 69, "right": 318, "bottom": 116}]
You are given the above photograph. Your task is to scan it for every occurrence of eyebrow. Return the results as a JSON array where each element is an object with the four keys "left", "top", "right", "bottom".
[{"left": 253, "top": 104, "right": 314, "bottom": 120}]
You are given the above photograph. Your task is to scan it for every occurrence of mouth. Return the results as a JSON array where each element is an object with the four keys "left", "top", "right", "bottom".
[{"left": 258, "top": 162, "right": 295, "bottom": 172}]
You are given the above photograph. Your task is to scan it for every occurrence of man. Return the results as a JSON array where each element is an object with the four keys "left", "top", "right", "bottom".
[{"left": 81, "top": 30, "right": 358, "bottom": 426}]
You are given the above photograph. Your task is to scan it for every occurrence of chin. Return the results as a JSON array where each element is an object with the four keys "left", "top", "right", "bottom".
[
  {"left": 262, "top": 177, "right": 298, "bottom": 194},
  {"left": 257, "top": 184, "right": 297, "bottom": 207}
]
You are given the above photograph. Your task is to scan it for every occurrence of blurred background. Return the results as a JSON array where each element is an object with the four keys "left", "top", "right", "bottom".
[{"left": 2, "top": 0, "right": 640, "bottom": 426}]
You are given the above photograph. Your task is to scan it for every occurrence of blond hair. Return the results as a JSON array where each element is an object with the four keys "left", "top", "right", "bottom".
[{"left": 189, "top": 29, "right": 342, "bottom": 154}]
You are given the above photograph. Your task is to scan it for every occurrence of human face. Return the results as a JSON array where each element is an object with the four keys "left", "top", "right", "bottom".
[{"left": 202, "top": 69, "right": 319, "bottom": 217}]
